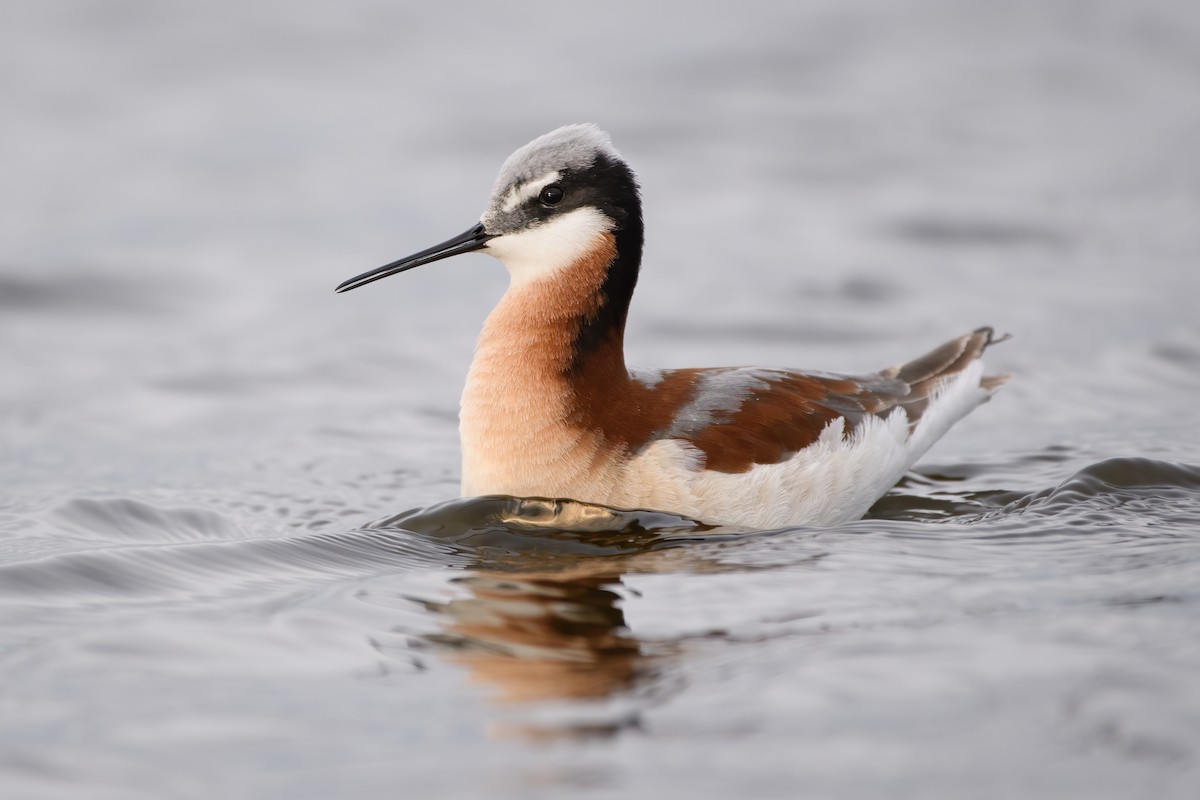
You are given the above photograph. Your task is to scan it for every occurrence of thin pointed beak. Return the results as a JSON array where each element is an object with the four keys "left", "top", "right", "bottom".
[{"left": 336, "top": 223, "right": 495, "bottom": 293}]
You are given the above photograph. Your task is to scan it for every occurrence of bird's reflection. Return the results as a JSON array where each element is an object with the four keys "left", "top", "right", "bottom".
[
  {"left": 423, "top": 572, "right": 642, "bottom": 703},
  {"left": 419, "top": 561, "right": 683, "bottom": 740},
  {"left": 368, "top": 496, "right": 742, "bottom": 740}
]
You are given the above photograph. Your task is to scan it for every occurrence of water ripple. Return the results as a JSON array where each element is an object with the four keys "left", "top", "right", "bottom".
[{"left": 4, "top": 457, "right": 1197, "bottom": 612}]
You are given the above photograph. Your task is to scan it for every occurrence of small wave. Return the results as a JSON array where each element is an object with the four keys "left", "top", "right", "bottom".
[
  {"left": 364, "top": 496, "right": 738, "bottom": 561},
  {"left": 872, "top": 456, "right": 1200, "bottom": 535},
  {"left": 995, "top": 457, "right": 1200, "bottom": 528},
  {"left": 9, "top": 458, "right": 1195, "bottom": 608},
  {"left": 0, "top": 520, "right": 466, "bottom": 604},
  {"left": 44, "top": 497, "right": 245, "bottom": 543},
  {"left": 0, "top": 495, "right": 738, "bottom": 607},
  {"left": 373, "top": 495, "right": 717, "bottom": 534}
]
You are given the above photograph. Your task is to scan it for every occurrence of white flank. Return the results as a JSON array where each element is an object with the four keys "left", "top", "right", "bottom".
[{"left": 604, "top": 361, "right": 994, "bottom": 529}]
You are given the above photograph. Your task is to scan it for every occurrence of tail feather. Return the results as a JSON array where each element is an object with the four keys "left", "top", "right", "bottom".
[{"left": 882, "top": 327, "right": 1010, "bottom": 429}]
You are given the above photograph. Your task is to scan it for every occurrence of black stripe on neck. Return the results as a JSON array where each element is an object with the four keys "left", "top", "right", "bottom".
[{"left": 565, "top": 153, "right": 643, "bottom": 373}]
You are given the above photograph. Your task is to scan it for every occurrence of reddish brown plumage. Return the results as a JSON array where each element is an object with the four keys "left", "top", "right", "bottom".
[
  {"left": 345, "top": 124, "right": 1010, "bottom": 526},
  {"left": 567, "top": 322, "right": 1006, "bottom": 475},
  {"left": 673, "top": 373, "right": 869, "bottom": 473},
  {"left": 574, "top": 366, "right": 877, "bottom": 474},
  {"left": 483, "top": 233, "right": 1006, "bottom": 478}
]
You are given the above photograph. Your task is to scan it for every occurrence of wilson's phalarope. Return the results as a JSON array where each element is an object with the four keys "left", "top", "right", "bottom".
[{"left": 337, "top": 124, "right": 1008, "bottom": 529}]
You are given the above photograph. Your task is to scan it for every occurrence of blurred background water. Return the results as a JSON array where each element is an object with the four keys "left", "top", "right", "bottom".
[{"left": 3, "top": 0, "right": 1200, "bottom": 797}]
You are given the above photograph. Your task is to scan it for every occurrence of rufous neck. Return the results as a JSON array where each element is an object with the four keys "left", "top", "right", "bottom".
[{"left": 476, "top": 232, "right": 631, "bottom": 383}]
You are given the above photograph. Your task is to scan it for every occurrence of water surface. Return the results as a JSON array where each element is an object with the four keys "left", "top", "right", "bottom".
[{"left": 3, "top": 1, "right": 1200, "bottom": 798}]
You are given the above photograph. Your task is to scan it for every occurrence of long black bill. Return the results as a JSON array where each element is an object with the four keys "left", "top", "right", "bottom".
[{"left": 335, "top": 223, "right": 494, "bottom": 293}]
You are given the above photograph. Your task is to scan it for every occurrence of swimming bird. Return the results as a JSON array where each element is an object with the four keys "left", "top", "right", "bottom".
[{"left": 337, "top": 124, "right": 1007, "bottom": 529}]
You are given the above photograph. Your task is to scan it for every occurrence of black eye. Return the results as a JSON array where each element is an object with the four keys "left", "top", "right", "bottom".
[{"left": 538, "top": 184, "right": 564, "bottom": 205}]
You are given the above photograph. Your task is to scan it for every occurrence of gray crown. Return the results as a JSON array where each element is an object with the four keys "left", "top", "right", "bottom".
[{"left": 489, "top": 123, "right": 619, "bottom": 197}]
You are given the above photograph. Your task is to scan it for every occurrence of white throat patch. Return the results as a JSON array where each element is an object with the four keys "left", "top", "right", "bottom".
[{"left": 485, "top": 206, "right": 613, "bottom": 285}]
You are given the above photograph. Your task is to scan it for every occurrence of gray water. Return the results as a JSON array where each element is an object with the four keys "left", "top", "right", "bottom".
[{"left": 4, "top": 1, "right": 1200, "bottom": 797}]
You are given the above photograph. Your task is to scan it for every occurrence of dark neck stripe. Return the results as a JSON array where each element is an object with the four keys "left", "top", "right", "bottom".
[{"left": 566, "top": 154, "right": 643, "bottom": 373}]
